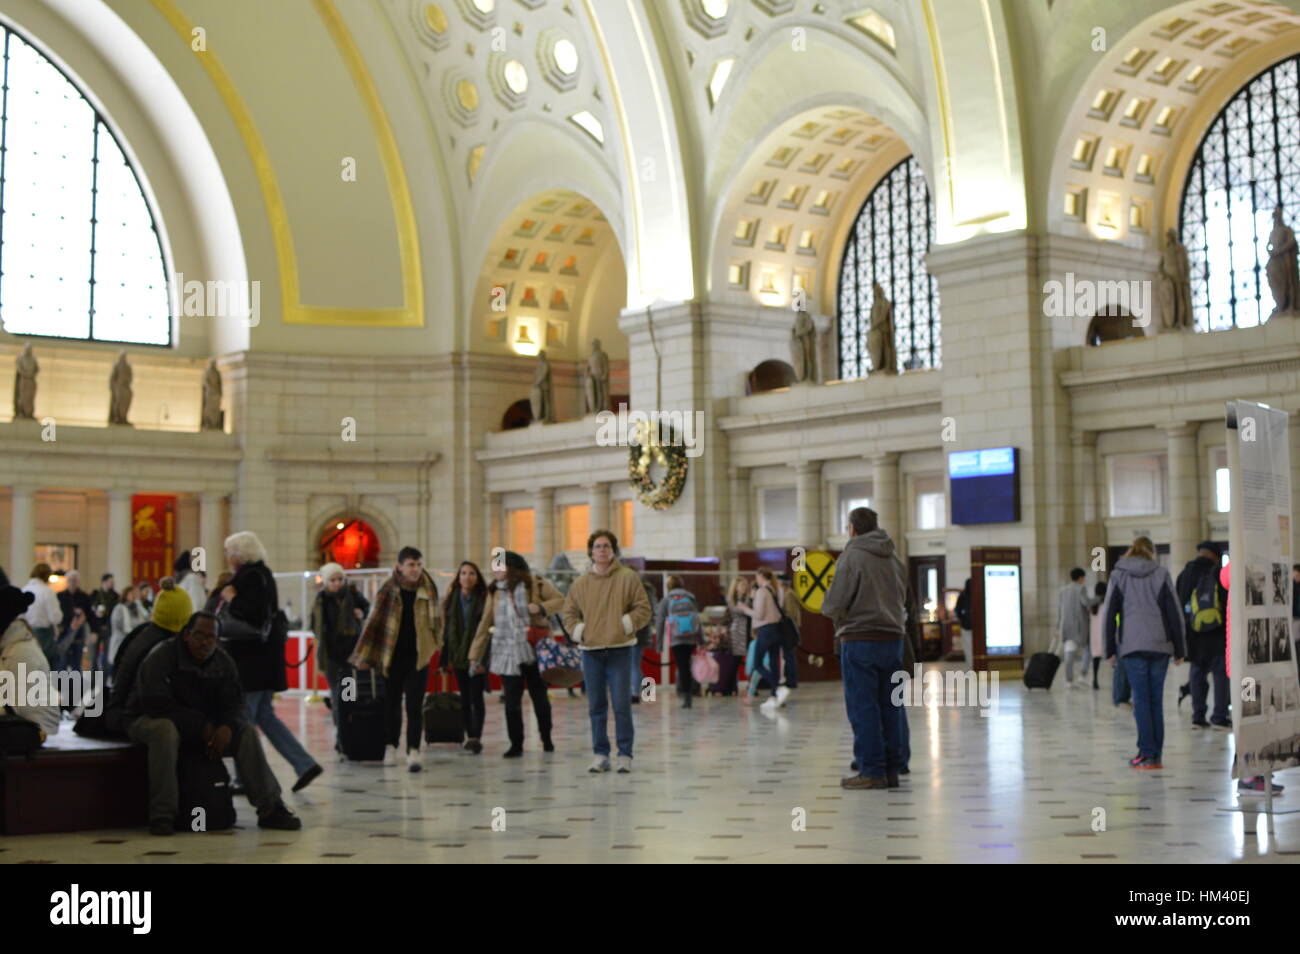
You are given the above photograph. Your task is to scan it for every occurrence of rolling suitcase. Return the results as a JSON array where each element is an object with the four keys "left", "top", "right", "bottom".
[
  {"left": 1023, "top": 652, "right": 1060, "bottom": 690},
  {"left": 423, "top": 672, "right": 463, "bottom": 745},
  {"left": 339, "top": 667, "right": 387, "bottom": 761},
  {"left": 175, "top": 750, "right": 236, "bottom": 831}
]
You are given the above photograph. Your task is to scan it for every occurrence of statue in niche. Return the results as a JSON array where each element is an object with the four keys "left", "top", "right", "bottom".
[
  {"left": 108, "top": 351, "right": 133, "bottom": 426},
  {"left": 13, "top": 343, "right": 37, "bottom": 420},
  {"left": 529, "top": 349, "right": 555, "bottom": 424},
  {"left": 789, "top": 310, "right": 819, "bottom": 384},
  {"left": 866, "top": 282, "right": 897, "bottom": 376},
  {"left": 1267, "top": 206, "right": 1300, "bottom": 319},
  {"left": 583, "top": 338, "right": 610, "bottom": 416},
  {"left": 201, "top": 358, "right": 224, "bottom": 431},
  {"left": 1158, "top": 227, "right": 1193, "bottom": 331}
]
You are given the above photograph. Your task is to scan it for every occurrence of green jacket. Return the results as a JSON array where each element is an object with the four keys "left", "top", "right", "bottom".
[{"left": 442, "top": 589, "right": 485, "bottom": 671}]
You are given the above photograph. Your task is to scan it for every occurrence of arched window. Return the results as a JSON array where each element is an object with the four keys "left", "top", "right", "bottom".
[
  {"left": 1181, "top": 54, "right": 1300, "bottom": 332},
  {"left": 836, "top": 155, "right": 939, "bottom": 378},
  {"left": 0, "top": 21, "right": 170, "bottom": 345}
]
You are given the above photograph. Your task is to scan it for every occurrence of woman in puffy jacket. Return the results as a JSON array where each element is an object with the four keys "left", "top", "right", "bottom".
[{"left": 1101, "top": 536, "right": 1185, "bottom": 770}]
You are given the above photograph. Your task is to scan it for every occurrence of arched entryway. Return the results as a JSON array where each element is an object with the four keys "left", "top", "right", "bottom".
[{"left": 318, "top": 517, "right": 381, "bottom": 569}]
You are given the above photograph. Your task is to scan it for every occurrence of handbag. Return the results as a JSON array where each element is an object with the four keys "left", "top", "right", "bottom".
[
  {"left": 535, "top": 634, "right": 584, "bottom": 687},
  {"left": 508, "top": 582, "right": 551, "bottom": 647},
  {"left": 0, "top": 712, "right": 44, "bottom": 755},
  {"left": 217, "top": 604, "right": 272, "bottom": 643},
  {"left": 766, "top": 586, "right": 800, "bottom": 649},
  {"left": 690, "top": 646, "right": 719, "bottom": 686}
]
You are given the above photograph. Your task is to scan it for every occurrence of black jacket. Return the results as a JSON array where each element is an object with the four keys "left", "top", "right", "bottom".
[
  {"left": 313, "top": 585, "right": 371, "bottom": 669},
  {"left": 103, "top": 621, "right": 173, "bottom": 736},
  {"left": 58, "top": 587, "right": 94, "bottom": 634},
  {"left": 125, "top": 636, "right": 247, "bottom": 746},
  {"left": 221, "top": 561, "right": 286, "bottom": 692},
  {"left": 1175, "top": 555, "right": 1227, "bottom": 662}
]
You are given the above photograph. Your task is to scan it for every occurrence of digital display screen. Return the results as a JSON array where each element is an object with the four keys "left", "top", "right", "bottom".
[
  {"left": 949, "top": 446, "right": 1020, "bottom": 524},
  {"left": 983, "top": 564, "right": 1022, "bottom": 655}
]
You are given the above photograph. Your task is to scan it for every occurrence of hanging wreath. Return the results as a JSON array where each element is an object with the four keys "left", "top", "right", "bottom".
[{"left": 628, "top": 419, "right": 688, "bottom": 510}]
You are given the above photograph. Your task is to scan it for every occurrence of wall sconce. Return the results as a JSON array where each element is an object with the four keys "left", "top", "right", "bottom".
[{"left": 511, "top": 318, "right": 540, "bottom": 356}]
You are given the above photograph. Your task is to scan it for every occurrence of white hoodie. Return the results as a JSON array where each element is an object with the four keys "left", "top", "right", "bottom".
[
  {"left": 22, "top": 578, "right": 61, "bottom": 630},
  {"left": 0, "top": 618, "right": 60, "bottom": 736}
]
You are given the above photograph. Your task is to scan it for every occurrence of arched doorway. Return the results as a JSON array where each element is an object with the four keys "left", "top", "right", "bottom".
[{"left": 319, "top": 518, "right": 381, "bottom": 569}]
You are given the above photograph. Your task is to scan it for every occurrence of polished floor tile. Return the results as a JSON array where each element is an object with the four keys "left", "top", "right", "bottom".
[{"left": 4, "top": 666, "right": 1297, "bottom": 863}]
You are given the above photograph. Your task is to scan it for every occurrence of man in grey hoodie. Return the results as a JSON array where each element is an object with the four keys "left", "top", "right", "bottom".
[{"left": 821, "top": 506, "right": 909, "bottom": 791}]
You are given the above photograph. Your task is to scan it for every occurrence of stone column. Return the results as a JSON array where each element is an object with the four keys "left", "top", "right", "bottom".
[
  {"left": 1071, "top": 430, "right": 1099, "bottom": 566},
  {"left": 198, "top": 493, "right": 226, "bottom": 579},
  {"left": 1290, "top": 416, "right": 1300, "bottom": 560},
  {"left": 871, "top": 452, "right": 901, "bottom": 542},
  {"left": 729, "top": 466, "right": 751, "bottom": 550},
  {"left": 106, "top": 490, "right": 133, "bottom": 584},
  {"left": 485, "top": 491, "right": 503, "bottom": 551},
  {"left": 9, "top": 485, "right": 36, "bottom": 579},
  {"left": 1164, "top": 422, "right": 1200, "bottom": 569},
  {"left": 533, "top": 487, "right": 554, "bottom": 567},
  {"left": 586, "top": 482, "right": 610, "bottom": 537},
  {"left": 794, "top": 460, "right": 823, "bottom": 548}
]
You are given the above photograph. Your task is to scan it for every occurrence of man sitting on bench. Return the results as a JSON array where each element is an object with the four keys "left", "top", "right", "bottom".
[{"left": 125, "top": 611, "right": 303, "bottom": 836}]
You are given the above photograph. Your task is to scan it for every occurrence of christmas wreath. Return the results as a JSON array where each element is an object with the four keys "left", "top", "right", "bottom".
[{"left": 628, "top": 419, "right": 688, "bottom": 510}]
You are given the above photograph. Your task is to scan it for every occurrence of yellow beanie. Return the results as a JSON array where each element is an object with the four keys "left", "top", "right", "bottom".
[{"left": 152, "top": 577, "right": 194, "bottom": 633}]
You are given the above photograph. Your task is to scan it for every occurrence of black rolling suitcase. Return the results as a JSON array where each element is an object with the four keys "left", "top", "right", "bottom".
[
  {"left": 423, "top": 672, "right": 463, "bottom": 745},
  {"left": 176, "top": 750, "right": 236, "bottom": 831},
  {"left": 1023, "top": 652, "right": 1060, "bottom": 690},
  {"left": 338, "top": 667, "right": 387, "bottom": 761}
]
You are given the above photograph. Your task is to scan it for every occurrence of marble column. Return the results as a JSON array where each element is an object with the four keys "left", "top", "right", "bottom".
[
  {"left": 1071, "top": 430, "right": 1099, "bottom": 567},
  {"left": 1290, "top": 416, "right": 1300, "bottom": 560},
  {"left": 9, "top": 485, "right": 36, "bottom": 579},
  {"left": 485, "top": 492, "right": 503, "bottom": 551},
  {"left": 870, "top": 452, "right": 901, "bottom": 541},
  {"left": 794, "top": 460, "right": 823, "bottom": 548},
  {"left": 1164, "top": 422, "right": 1200, "bottom": 569},
  {"left": 533, "top": 487, "right": 554, "bottom": 567},
  {"left": 729, "top": 466, "right": 751, "bottom": 550},
  {"left": 106, "top": 490, "right": 133, "bottom": 584},
  {"left": 586, "top": 482, "right": 610, "bottom": 537},
  {"left": 198, "top": 493, "right": 226, "bottom": 578}
]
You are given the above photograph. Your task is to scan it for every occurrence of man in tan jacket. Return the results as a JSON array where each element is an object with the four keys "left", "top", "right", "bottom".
[{"left": 561, "top": 530, "right": 652, "bottom": 773}]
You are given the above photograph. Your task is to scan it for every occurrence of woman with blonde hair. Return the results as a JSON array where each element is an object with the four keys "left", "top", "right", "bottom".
[
  {"left": 720, "top": 575, "right": 752, "bottom": 696},
  {"left": 1101, "top": 536, "right": 1186, "bottom": 771}
]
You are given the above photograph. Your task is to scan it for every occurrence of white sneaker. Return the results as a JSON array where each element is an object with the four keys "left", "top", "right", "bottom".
[
  {"left": 760, "top": 696, "right": 778, "bottom": 712},
  {"left": 616, "top": 755, "right": 632, "bottom": 774},
  {"left": 588, "top": 756, "right": 611, "bottom": 773},
  {"left": 775, "top": 686, "right": 792, "bottom": 707},
  {"left": 406, "top": 749, "right": 422, "bottom": 773},
  {"left": 383, "top": 745, "right": 398, "bottom": 766}
]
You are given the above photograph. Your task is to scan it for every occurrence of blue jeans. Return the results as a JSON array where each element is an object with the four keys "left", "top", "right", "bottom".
[
  {"left": 898, "top": 703, "right": 910, "bottom": 771},
  {"left": 31, "top": 626, "right": 56, "bottom": 668},
  {"left": 580, "top": 645, "right": 635, "bottom": 758},
  {"left": 749, "top": 623, "right": 782, "bottom": 696},
  {"left": 1189, "top": 653, "right": 1228, "bottom": 724},
  {"left": 1122, "top": 652, "right": 1169, "bottom": 761},
  {"left": 841, "top": 639, "right": 903, "bottom": 778},
  {"left": 1111, "top": 656, "right": 1131, "bottom": 705},
  {"left": 244, "top": 690, "right": 318, "bottom": 777}
]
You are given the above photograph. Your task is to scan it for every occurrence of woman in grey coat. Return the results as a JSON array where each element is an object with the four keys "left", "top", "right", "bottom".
[{"left": 1101, "top": 536, "right": 1186, "bottom": 770}]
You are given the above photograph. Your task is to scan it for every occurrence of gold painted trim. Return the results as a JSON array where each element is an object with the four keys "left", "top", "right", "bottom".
[
  {"left": 150, "top": 0, "right": 422, "bottom": 327},
  {"left": 920, "top": 0, "right": 955, "bottom": 223}
]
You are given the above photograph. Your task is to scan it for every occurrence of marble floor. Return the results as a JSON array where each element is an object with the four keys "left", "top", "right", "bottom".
[{"left": 4, "top": 666, "right": 1299, "bottom": 864}]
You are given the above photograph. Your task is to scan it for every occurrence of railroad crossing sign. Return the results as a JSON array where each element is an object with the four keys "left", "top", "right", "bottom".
[{"left": 792, "top": 550, "right": 837, "bottom": 613}]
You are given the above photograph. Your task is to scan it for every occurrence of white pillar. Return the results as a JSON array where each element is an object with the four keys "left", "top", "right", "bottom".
[
  {"left": 485, "top": 491, "right": 503, "bottom": 552},
  {"left": 9, "top": 485, "right": 35, "bottom": 579},
  {"left": 1290, "top": 416, "right": 1300, "bottom": 560},
  {"left": 729, "top": 466, "right": 751, "bottom": 549},
  {"left": 106, "top": 490, "right": 133, "bottom": 584},
  {"left": 199, "top": 493, "right": 226, "bottom": 580},
  {"left": 871, "top": 452, "right": 900, "bottom": 540},
  {"left": 1072, "top": 430, "right": 1099, "bottom": 563},
  {"left": 533, "top": 487, "right": 554, "bottom": 567},
  {"left": 586, "top": 482, "right": 610, "bottom": 536},
  {"left": 794, "top": 460, "right": 823, "bottom": 548},
  {"left": 1164, "top": 422, "right": 1199, "bottom": 568}
]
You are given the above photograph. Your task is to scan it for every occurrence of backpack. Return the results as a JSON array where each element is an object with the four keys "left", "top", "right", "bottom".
[
  {"left": 666, "top": 591, "right": 699, "bottom": 639},
  {"left": 1189, "top": 569, "right": 1224, "bottom": 633}
]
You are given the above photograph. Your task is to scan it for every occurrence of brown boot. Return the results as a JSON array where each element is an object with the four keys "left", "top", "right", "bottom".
[
  {"left": 841, "top": 775, "right": 889, "bottom": 790},
  {"left": 886, "top": 772, "right": 900, "bottom": 788}
]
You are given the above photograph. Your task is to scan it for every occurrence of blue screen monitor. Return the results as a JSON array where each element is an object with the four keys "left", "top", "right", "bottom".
[{"left": 948, "top": 447, "right": 1020, "bottom": 525}]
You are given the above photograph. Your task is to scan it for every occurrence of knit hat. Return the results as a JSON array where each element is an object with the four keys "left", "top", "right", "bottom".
[
  {"left": 319, "top": 562, "right": 345, "bottom": 583},
  {"left": 151, "top": 577, "right": 193, "bottom": 633},
  {"left": 1196, "top": 540, "right": 1223, "bottom": 558},
  {"left": 503, "top": 551, "right": 529, "bottom": 572},
  {"left": 0, "top": 586, "right": 34, "bottom": 633}
]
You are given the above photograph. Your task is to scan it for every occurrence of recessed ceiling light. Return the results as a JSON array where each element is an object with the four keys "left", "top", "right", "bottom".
[
  {"left": 554, "top": 38, "right": 579, "bottom": 75},
  {"left": 504, "top": 59, "right": 528, "bottom": 94}
]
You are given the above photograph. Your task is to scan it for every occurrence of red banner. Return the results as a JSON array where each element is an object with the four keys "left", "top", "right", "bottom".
[{"left": 131, "top": 494, "right": 176, "bottom": 588}]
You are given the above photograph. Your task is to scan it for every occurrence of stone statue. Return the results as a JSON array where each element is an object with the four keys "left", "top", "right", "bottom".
[
  {"left": 583, "top": 338, "right": 610, "bottom": 415},
  {"left": 866, "top": 282, "right": 897, "bottom": 376},
  {"left": 529, "top": 349, "right": 554, "bottom": 423},
  {"left": 789, "top": 310, "right": 818, "bottom": 383},
  {"left": 1267, "top": 206, "right": 1300, "bottom": 319},
  {"left": 13, "top": 343, "right": 37, "bottom": 420},
  {"left": 1158, "top": 227, "right": 1193, "bottom": 331},
  {"left": 108, "top": 351, "right": 133, "bottom": 426},
  {"left": 201, "top": 358, "right": 223, "bottom": 431}
]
